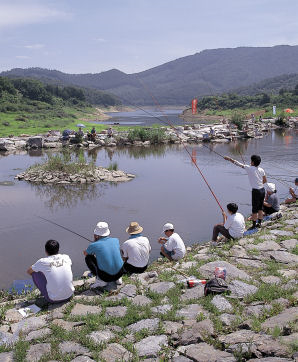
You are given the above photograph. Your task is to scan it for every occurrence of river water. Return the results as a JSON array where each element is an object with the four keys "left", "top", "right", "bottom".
[{"left": 0, "top": 129, "right": 297, "bottom": 289}]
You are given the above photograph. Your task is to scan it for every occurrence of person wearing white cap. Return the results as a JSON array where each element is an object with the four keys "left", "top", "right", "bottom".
[
  {"left": 158, "top": 223, "right": 186, "bottom": 261},
  {"left": 263, "top": 183, "right": 280, "bottom": 215},
  {"left": 121, "top": 222, "right": 151, "bottom": 274},
  {"left": 83, "top": 221, "right": 124, "bottom": 288}
]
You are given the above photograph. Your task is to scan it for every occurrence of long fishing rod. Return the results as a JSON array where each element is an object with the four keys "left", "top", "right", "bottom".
[{"left": 38, "top": 216, "right": 92, "bottom": 242}]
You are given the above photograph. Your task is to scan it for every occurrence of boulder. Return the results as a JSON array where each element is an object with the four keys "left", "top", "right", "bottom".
[
  {"left": 261, "top": 307, "right": 298, "bottom": 333},
  {"left": 105, "top": 306, "right": 127, "bottom": 318},
  {"left": 10, "top": 315, "right": 47, "bottom": 334},
  {"left": 265, "top": 251, "right": 298, "bottom": 264},
  {"left": 59, "top": 341, "right": 90, "bottom": 356},
  {"left": 26, "top": 343, "right": 51, "bottom": 362},
  {"left": 199, "top": 261, "right": 251, "bottom": 281},
  {"left": 211, "top": 295, "right": 233, "bottom": 312},
  {"left": 128, "top": 318, "right": 159, "bottom": 333},
  {"left": 135, "top": 335, "right": 168, "bottom": 357},
  {"left": 27, "top": 136, "right": 43, "bottom": 148},
  {"left": 229, "top": 280, "right": 258, "bottom": 298},
  {"left": 25, "top": 327, "right": 52, "bottom": 341}
]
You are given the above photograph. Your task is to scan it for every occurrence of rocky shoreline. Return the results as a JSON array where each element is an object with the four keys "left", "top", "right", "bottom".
[{"left": 0, "top": 203, "right": 297, "bottom": 361}]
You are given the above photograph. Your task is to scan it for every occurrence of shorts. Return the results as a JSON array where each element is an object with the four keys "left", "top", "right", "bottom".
[{"left": 252, "top": 187, "right": 265, "bottom": 213}]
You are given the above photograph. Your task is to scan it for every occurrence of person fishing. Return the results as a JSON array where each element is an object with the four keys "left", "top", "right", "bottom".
[
  {"left": 83, "top": 221, "right": 124, "bottom": 288},
  {"left": 285, "top": 177, "right": 298, "bottom": 204},
  {"left": 211, "top": 203, "right": 245, "bottom": 244},
  {"left": 158, "top": 223, "right": 186, "bottom": 261},
  {"left": 121, "top": 221, "right": 151, "bottom": 274},
  {"left": 27, "top": 240, "right": 74, "bottom": 304},
  {"left": 263, "top": 183, "right": 280, "bottom": 215},
  {"left": 224, "top": 154, "right": 267, "bottom": 230}
]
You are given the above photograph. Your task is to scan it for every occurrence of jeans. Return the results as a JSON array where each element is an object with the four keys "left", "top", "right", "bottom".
[{"left": 212, "top": 223, "right": 232, "bottom": 241}]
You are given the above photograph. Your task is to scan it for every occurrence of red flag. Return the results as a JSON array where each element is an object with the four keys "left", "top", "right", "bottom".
[
  {"left": 191, "top": 149, "right": 197, "bottom": 164},
  {"left": 192, "top": 99, "right": 198, "bottom": 114}
]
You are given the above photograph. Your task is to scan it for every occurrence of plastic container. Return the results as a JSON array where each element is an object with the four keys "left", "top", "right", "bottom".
[
  {"left": 214, "top": 267, "right": 227, "bottom": 280},
  {"left": 187, "top": 279, "right": 207, "bottom": 288}
]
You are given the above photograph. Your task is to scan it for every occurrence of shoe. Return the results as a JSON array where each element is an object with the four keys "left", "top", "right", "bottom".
[
  {"left": 256, "top": 223, "right": 261, "bottom": 228},
  {"left": 90, "top": 278, "right": 107, "bottom": 288},
  {"left": 247, "top": 225, "right": 256, "bottom": 231},
  {"left": 116, "top": 277, "right": 122, "bottom": 285}
]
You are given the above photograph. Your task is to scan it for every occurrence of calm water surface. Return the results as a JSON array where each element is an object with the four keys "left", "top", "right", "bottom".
[{"left": 0, "top": 129, "right": 297, "bottom": 289}]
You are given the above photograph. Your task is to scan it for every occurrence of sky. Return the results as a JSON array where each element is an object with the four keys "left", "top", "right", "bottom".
[{"left": 0, "top": 0, "right": 298, "bottom": 74}]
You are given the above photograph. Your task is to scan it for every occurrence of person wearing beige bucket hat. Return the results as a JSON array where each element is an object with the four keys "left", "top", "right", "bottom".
[
  {"left": 83, "top": 221, "right": 124, "bottom": 288},
  {"left": 263, "top": 183, "right": 280, "bottom": 216},
  {"left": 121, "top": 222, "right": 151, "bottom": 274}
]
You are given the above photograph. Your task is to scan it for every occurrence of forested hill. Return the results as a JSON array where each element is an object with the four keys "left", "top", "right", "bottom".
[{"left": 2, "top": 45, "right": 298, "bottom": 105}]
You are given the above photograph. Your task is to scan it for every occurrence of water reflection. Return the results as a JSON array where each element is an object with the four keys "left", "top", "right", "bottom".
[{"left": 113, "top": 144, "right": 170, "bottom": 159}]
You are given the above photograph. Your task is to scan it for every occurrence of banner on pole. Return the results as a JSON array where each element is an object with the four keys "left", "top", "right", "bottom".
[
  {"left": 272, "top": 105, "right": 276, "bottom": 115},
  {"left": 192, "top": 99, "right": 198, "bottom": 114}
]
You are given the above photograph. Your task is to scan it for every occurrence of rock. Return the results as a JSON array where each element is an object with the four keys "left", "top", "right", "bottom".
[
  {"left": 128, "top": 318, "right": 159, "bottom": 333},
  {"left": 27, "top": 136, "right": 43, "bottom": 148},
  {"left": 88, "top": 330, "right": 115, "bottom": 344},
  {"left": 172, "top": 357, "right": 192, "bottom": 362},
  {"left": 246, "top": 240, "right": 281, "bottom": 251},
  {"left": 199, "top": 261, "right": 251, "bottom": 281},
  {"left": 25, "top": 327, "right": 52, "bottom": 341},
  {"left": 220, "top": 313, "right": 237, "bottom": 326},
  {"left": 52, "top": 319, "right": 84, "bottom": 331},
  {"left": 178, "top": 343, "right": 236, "bottom": 361},
  {"left": 211, "top": 295, "right": 233, "bottom": 312},
  {"left": 279, "top": 269, "right": 297, "bottom": 278},
  {"left": 245, "top": 304, "right": 270, "bottom": 317},
  {"left": 261, "top": 276, "right": 281, "bottom": 284},
  {"left": 0, "top": 352, "right": 14, "bottom": 362},
  {"left": 172, "top": 320, "right": 214, "bottom": 346},
  {"left": 178, "top": 261, "right": 196, "bottom": 269},
  {"left": 10, "top": 315, "right": 47, "bottom": 334},
  {"left": 163, "top": 321, "right": 183, "bottom": 334},
  {"left": 265, "top": 251, "right": 298, "bottom": 264},
  {"left": 272, "top": 298, "right": 290, "bottom": 308},
  {"left": 259, "top": 234, "right": 277, "bottom": 240},
  {"left": 229, "top": 280, "right": 258, "bottom": 298},
  {"left": 48, "top": 302, "right": 68, "bottom": 319},
  {"left": 26, "top": 343, "right": 51, "bottom": 362},
  {"left": 237, "top": 259, "right": 265, "bottom": 268},
  {"left": 270, "top": 230, "right": 293, "bottom": 236},
  {"left": 261, "top": 307, "right": 298, "bottom": 332},
  {"left": 70, "top": 303, "right": 102, "bottom": 316},
  {"left": 132, "top": 295, "right": 152, "bottom": 306},
  {"left": 4, "top": 309, "right": 23, "bottom": 323},
  {"left": 177, "top": 304, "right": 208, "bottom": 320},
  {"left": 105, "top": 306, "right": 127, "bottom": 317},
  {"left": 99, "top": 343, "right": 131, "bottom": 361},
  {"left": 281, "top": 239, "right": 297, "bottom": 250},
  {"left": 151, "top": 304, "right": 172, "bottom": 315},
  {"left": 0, "top": 331, "right": 15, "bottom": 346},
  {"left": 71, "top": 357, "right": 95, "bottom": 362},
  {"left": 229, "top": 245, "right": 248, "bottom": 258},
  {"left": 118, "top": 284, "right": 137, "bottom": 298},
  {"left": 135, "top": 335, "right": 168, "bottom": 357},
  {"left": 284, "top": 219, "right": 298, "bottom": 225},
  {"left": 247, "top": 358, "right": 292, "bottom": 362},
  {"left": 59, "top": 341, "right": 90, "bottom": 356},
  {"left": 148, "top": 281, "right": 175, "bottom": 294},
  {"left": 181, "top": 285, "right": 204, "bottom": 301}
]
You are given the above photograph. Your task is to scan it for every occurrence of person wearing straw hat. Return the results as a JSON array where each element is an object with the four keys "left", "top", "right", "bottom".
[
  {"left": 121, "top": 222, "right": 151, "bottom": 274},
  {"left": 83, "top": 221, "right": 124, "bottom": 288},
  {"left": 158, "top": 223, "right": 186, "bottom": 261},
  {"left": 263, "top": 183, "right": 280, "bottom": 215}
]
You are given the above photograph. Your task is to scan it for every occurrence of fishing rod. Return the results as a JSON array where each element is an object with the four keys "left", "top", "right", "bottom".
[{"left": 38, "top": 216, "right": 92, "bottom": 242}]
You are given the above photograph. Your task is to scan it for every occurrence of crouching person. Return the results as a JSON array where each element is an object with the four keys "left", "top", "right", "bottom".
[
  {"left": 158, "top": 223, "right": 186, "bottom": 261},
  {"left": 84, "top": 221, "right": 124, "bottom": 288},
  {"left": 27, "top": 240, "right": 74, "bottom": 303},
  {"left": 212, "top": 203, "right": 245, "bottom": 244},
  {"left": 121, "top": 222, "right": 151, "bottom": 274}
]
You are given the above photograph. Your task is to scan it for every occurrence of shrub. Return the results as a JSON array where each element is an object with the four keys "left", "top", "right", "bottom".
[
  {"left": 127, "top": 128, "right": 166, "bottom": 143},
  {"left": 230, "top": 111, "right": 245, "bottom": 130}
]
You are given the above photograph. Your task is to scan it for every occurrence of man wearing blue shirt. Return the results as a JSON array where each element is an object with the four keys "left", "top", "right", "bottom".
[{"left": 83, "top": 221, "right": 124, "bottom": 288}]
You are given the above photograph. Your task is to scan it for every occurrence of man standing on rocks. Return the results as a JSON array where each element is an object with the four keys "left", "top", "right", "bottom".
[
  {"left": 121, "top": 221, "right": 151, "bottom": 274},
  {"left": 158, "top": 223, "right": 186, "bottom": 261},
  {"left": 27, "top": 240, "right": 74, "bottom": 303},
  {"left": 83, "top": 221, "right": 124, "bottom": 288},
  {"left": 224, "top": 154, "right": 267, "bottom": 230}
]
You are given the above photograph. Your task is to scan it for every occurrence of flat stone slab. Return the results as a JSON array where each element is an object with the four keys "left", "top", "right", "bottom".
[
  {"left": 131, "top": 295, "right": 152, "bottom": 306},
  {"left": 128, "top": 318, "right": 159, "bottom": 333},
  {"left": 59, "top": 341, "right": 90, "bottom": 356},
  {"left": 211, "top": 295, "right": 233, "bottom": 312},
  {"left": 52, "top": 319, "right": 83, "bottom": 331},
  {"left": 270, "top": 230, "right": 293, "bottom": 236},
  {"left": 148, "top": 282, "right": 175, "bottom": 294},
  {"left": 181, "top": 285, "right": 204, "bottom": 301},
  {"left": 25, "top": 327, "right": 52, "bottom": 341},
  {"left": 229, "top": 280, "right": 258, "bottom": 298},
  {"left": 118, "top": 284, "right": 137, "bottom": 298},
  {"left": 199, "top": 261, "right": 251, "bottom": 281},
  {"left": 237, "top": 258, "right": 265, "bottom": 268},
  {"left": 105, "top": 306, "right": 127, "bottom": 317},
  {"left": 177, "top": 304, "right": 208, "bottom": 320},
  {"left": 10, "top": 315, "right": 47, "bottom": 334},
  {"left": 265, "top": 251, "right": 298, "bottom": 264},
  {"left": 88, "top": 330, "right": 115, "bottom": 344},
  {"left": 220, "top": 313, "right": 237, "bottom": 326},
  {"left": 163, "top": 321, "right": 183, "bottom": 334},
  {"left": 71, "top": 357, "right": 95, "bottom": 362},
  {"left": 99, "top": 343, "right": 132, "bottom": 361},
  {"left": 4, "top": 309, "right": 24, "bottom": 323},
  {"left": 70, "top": 303, "right": 102, "bottom": 316},
  {"left": 0, "top": 352, "right": 13, "bottom": 362},
  {"left": 26, "top": 343, "right": 51, "bottom": 362},
  {"left": 261, "top": 307, "right": 298, "bottom": 331},
  {"left": 135, "top": 335, "right": 168, "bottom": 357},
  {"left": 281, "top": 239, "right": 297, "bottom": 250},
  {"left": 248, "top": 358, "right": 292, "bottom": 362},
  {"left": 178, "top": 343, "right": 236, "bottom": 361},
  {"left": 172, "top": 320, "right": 214, "bottom": 346},
  {"left": 279, "top": 269, "right": 297, "bottom": 278},
  {"left": 261, "top": 276, "right": 281, "bottom": 284},
  {"left": 246, "top": 240, "right": 281, "bottom": 251},
  {"left": 151, "top": 304, "right": 172, "bottom": 315}
]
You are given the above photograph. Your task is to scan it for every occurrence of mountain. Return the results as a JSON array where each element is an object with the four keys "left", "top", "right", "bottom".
[{"left": 2, "top": 45, "right": 298, "bottom": 105}]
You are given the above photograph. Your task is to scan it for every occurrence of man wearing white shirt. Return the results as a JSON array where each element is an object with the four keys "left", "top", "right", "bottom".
[
  {"left": 27, "top": 240, "right": 74, "bottom": 303},
  {"left": 158, "top": 223, "right": 186, "bottom": 261}
]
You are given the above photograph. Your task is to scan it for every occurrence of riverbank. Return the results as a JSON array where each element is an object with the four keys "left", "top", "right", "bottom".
[{"left": 0, "top": 203, "right": 297, "bottom": 361}]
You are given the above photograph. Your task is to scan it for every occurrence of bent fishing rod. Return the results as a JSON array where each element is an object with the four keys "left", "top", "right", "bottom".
[{"left": 38, "top": 216, "right": 92, "bottom": 242}]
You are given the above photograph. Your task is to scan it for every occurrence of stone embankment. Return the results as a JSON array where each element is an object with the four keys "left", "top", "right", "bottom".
[{"left": 0, "top": 204, "right": 297, "bottom": 361}]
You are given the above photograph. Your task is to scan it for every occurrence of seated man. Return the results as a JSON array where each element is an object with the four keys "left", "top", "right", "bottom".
[
  {"left": 84, "top": 221, "right": 124, "bottom": 288},
  {"left": 263, "top": 183, "right": 280, "bottom": 215},
  {"left": 90, "top": 127, "right": 96, "bottom": 142},
  {"left": 158, "top": 223, "right": 186, "bottom": 261},
  {"left": 27, "top": 240, "right": 74, "bottom": 303},
  {"left": 285, "top": 178, "right": 298, "bottom": 204},
  {"left": 212, "top": 203, "right": 245, "bottom": 243},
  {"left": 121, "top": 222, "right": 151, "bottom": 274}
]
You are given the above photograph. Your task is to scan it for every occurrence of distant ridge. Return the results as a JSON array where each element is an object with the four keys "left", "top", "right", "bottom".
[{"left": 2, "top": 45, "right": 298, "bottom": 105}]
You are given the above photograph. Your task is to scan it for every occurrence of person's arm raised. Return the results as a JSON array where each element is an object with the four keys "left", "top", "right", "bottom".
[{"left": 224, "top": 156, "right": 245, "bottom": 169}]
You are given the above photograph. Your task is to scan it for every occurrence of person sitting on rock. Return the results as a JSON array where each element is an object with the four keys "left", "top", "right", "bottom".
[
  {"left": 211, "top": 203, "right": 245, "bottom": 244},
  {"left": 263, "top": 183, "right": 280, "bottom": 215},
  {"left": 121, "top": 222, "right": 151, "bottom": 274},
  {"left": 158, "top": 223, "right": 186, "bottom": 261},
  {"left": 84, "top": 221, "right": 124, "bottom": 288},
  {"left": 27, "top": 240, "right": 74, "bottom": 303},
  {"left": 285, "top": 177, "right": 298, "bottom": 204},
  {"left": 90, "top": 127, "right": 96, "bottom": 142}
]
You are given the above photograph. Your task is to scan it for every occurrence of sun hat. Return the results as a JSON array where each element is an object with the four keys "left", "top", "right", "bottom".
[
  {"left": 126, "top": 221, "right": 143, "bottom": 235},
  {"left": 94, "top": 221, "right": 110, "bottom": 236},
  {"left": 266, "top": 183, "right": 276, "bottom": 192},
  {"left": 163, "top": 223, "right": 174, "bottom": 232}
]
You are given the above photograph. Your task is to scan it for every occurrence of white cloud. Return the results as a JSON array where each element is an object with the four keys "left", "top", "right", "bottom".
[
  {"left": 16, "top": 55, "right": 30, "bottom": 59},
  {"left": 24, "top": 43, "right": 45, "bottom": 49},
  {"left": 0, "top": 2, "right": 71, "bottom": 28}
]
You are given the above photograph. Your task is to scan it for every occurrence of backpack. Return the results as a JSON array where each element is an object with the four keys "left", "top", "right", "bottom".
[{"left": 204, "top": 277, "right": 229, "bottom": 296}]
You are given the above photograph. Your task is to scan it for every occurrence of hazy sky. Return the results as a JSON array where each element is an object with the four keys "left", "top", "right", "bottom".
[{"left": 0, "top": 0, "right": 297, "bottom": 74}]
